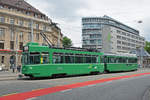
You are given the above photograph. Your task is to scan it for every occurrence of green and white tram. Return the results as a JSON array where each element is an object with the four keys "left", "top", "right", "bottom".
[
  {"left": 21, "top": 42, "right": 138, "bottom": 78},
  {"left": 22, "top": 42, "right": 104, "bottom": 78},
  {"left": 103, "top": 53, "right": 138, "bottom": 72}
]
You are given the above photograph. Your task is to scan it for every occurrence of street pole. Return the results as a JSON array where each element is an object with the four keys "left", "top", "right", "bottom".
[{"left": 15, "top": 28, "right": 18, "bottom": 72}]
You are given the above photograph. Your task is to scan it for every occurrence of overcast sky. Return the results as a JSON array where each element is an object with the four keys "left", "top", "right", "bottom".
[{"left": 27, "top": 0, "right": 150, "bottom": 47}]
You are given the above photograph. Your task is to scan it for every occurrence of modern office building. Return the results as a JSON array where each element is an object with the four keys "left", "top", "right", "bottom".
[
  {"left": 0, "top": 0, "right": 63, "bottom": 70},
  {"left": 82, "top": 15, "right": 145, "bottom": 53}
]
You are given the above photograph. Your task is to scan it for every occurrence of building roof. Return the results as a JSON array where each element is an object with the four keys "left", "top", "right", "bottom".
[
  {"left": 82, "top": 15, "right": 140, "bottom": 35},
  {"left": 0, "top": 0, "right": 44, "bottom": 15}
]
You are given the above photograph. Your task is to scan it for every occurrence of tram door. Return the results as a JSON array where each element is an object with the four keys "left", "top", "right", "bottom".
[{"left": 103, "top": 56, "right": 107, "bottom": 72}]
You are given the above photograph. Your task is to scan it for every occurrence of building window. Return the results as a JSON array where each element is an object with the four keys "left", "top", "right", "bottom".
[
  {"left": 28, "top": 22, "right": 32, "bottom": 27},
  {"left": 36, "top": 23, "right": 39, "bottom": 29},
  {"left": 10, "top": 18, "right": 14, "bottom": 24},
  {"left": 26, "top": 12, "right": 30, "bottom": 15},
  {"left": 43, "top": 25, "right": 46, "bottom": 31},
  {"left": 19, "top": 20, "right": 24, "bottom": 26},
  {"left": 117, "top": 35, "right": 121, "bottom": 39},
  {"left": 28, "top": 32, "right": 32, "bottom": 41},
  {"left": 34, "top": 14, "right": 38, "bottom": 18},
  {"left": 1, "top": 56, "right": 4, "bottom": 63},
  {"left": 19, "top": 32, "right": 23, "bottom": 41},
  {"left": 117, "top": 46, "right": 121, "bottom": 49},
  {"left": 0, "top": 43, "right": 4, "bottom": 49},
  {"left": 117, "top": 40, "right": 121, "bottom": 44},
  {"left": 0, "top": 28, "right": 4, "bottom": 37},
  {"left": 19, "top": 42, "right": 23, "bottom": 50},
  {"left": 98, "top": 39, "right": 101, "bottom": 44},
  {"left": 0, "top": 17, "right": 5, "bottom": 23},
  {"left": 36, "top": 33, "right": 39, "bottom": 40},
  {"left": 10, "top": 41, "right": 14, "bottom": 50},
  {"left": 10, "top": 29, "right": 14, "bottom": 41}
]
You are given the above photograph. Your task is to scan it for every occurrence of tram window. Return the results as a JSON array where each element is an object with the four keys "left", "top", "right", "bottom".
[
  {"left": 100, "top": 56, "right": 104, "bottom": 63},
  {"left": 122, "top": 58, "right": 127, "bottom": 63},
  {"left": 85, "top": 56, "right": 91, "bottom": 63},
  {"left": 91, "top": 57, "right": 96, "bottom": 63},
  {"left": 116, "top": 58, "right": 119, "bottom": 63},
  {"left": 53, "top": 53, "right": 64, "bottom": 63},
  {"left": 134, "top": 58, "right": 137, "bottom": 63},
  {"left": 128, "top": 58, "right": 137, "bottom": 63},
  {"left": 109, "top": 57, "right": 116, "bottom": 63},
  {"left": 29, "top": 52, "right": 40, "bottom": 64},
  {"left": 41, "top": 52, "right": 49, "bottom": 64},
  {"left": 65, "top": 55, "right": 74, "bottom": 63},
  {"left": 75, "top": 55, "right": 83, "bottom": 63},
  {"left": 118, "top": 57, "right": 123, "bottom": 63},
  {"left": 23, "top": 53, "right": 28, "bottom": 64}
]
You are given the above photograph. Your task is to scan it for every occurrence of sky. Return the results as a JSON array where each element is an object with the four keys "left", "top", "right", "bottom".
[{"left": 27, "top": 0, "right": 150, "bottom": 47}]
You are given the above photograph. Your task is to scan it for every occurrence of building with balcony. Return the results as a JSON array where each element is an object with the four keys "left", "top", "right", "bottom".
[
  {"left": 82, "top": 15, "right": 145, "bottom": 53},
  {"left": 0, "top": 0, "right": 63, "bottom": 70}
]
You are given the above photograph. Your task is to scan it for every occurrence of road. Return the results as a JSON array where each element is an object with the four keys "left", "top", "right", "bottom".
[
  {"left": 0, "top": 69, "right": 150, "bottom": 100},
  {"left": 37, "top": 75, "right": 150, "bottom": 100}
]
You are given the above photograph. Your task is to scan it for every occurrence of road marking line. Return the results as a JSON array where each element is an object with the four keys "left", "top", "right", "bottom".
[
  {"left": 2, "top": 92, "right": 17, "bottom": 96},
  {"left": 87, "top": 84, "right": 96, "bottom": 87},
  {"left": 1, "top": 72, "right": 150, "bottom": 100},
  {"left": 32, "top": 88, "right": 43, "bottom": 91},
  {"left": 26, "top": 97, "right": 37, "bottom": 100},
  {"left": 61, "top": 89, "right": 72, "bottom": 93}
]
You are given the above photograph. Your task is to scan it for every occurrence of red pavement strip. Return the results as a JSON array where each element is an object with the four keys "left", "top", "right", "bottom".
[{"left": 0, "top": 72, "right": 150, "bottom": 100}]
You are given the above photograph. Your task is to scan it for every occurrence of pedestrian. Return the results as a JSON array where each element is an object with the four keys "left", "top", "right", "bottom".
[
  {"left": 17, "top": 65, "right": 21, "bottom": 73},
  {"left": 12, "top": 64, "right": 15, "bottom": 73}
]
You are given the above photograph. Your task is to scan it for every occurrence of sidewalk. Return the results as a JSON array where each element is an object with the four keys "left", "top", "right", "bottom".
[
  {"left": 0, "top": 71, "right": 19, "bottom": 81},
  {"left": 0, "top": 68, "right": 150, "bottom": 81}
]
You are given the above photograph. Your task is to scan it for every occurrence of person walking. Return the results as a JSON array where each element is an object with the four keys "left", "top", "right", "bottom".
[
  {"left": 12, "top": 64, "right": 15, "bottom": 73},
  {"left": 17, "top": 65, "right": 21, "bottom": 73}
]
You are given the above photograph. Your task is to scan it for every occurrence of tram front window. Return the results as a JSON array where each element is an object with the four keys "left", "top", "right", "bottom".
[
  {"left": 29, "top": 52, "right": 40, "bottom": 64},
  {"left": 22, "top": 53, "right": 29, "bottom": 65}
]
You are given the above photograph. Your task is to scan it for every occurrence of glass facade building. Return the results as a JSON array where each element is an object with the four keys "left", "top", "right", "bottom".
[{"left": 82, "top": 15, "right": 145, "bottom": 53}]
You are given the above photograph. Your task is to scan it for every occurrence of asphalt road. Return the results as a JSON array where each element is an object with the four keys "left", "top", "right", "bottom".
[
  {"left": 0, "top": 69, "right": 150, "bottom": 100},
  {"left": 37, "top": 75, "right": 150, "bottom": 100}
]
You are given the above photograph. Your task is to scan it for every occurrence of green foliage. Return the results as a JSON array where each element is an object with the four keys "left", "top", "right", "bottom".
[
  {"left": 144, "top": 41, "right": 150, "bottom": 54},
  {"left": 62, "top": 36, "right": 73, "bottom": 48}
]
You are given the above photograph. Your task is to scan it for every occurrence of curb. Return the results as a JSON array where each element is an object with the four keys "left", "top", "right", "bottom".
[{"left": 0, "top": 77, "right": 17, "bottom": 81}]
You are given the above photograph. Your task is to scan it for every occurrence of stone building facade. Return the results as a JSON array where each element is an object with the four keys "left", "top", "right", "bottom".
[{"left": 0, "top": 0, "right": 63, "bottom": 70}]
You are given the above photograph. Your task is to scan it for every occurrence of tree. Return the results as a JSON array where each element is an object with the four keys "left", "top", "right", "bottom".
[
  {"left": 62, "top": 36, "right": 73, "bottom": 48},
  {"left": 144, "top": 41, "right": 150, "bottom": 54}
]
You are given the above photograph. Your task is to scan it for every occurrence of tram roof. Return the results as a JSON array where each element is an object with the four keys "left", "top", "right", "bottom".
[{"left": 104, "top": 53, "right": 137, "bottom": 57}]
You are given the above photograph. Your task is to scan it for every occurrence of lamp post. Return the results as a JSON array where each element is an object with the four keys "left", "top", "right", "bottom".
[{"left": 15, "top": 30, "right": 18, "bottom": 72}]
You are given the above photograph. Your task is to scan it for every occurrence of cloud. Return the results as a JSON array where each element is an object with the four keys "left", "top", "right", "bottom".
[{"left": 27, "top": 0, "right": 150, "bottom": 46}]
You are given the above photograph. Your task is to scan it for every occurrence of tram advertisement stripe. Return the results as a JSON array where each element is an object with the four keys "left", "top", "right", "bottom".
[{"left": 0, "top": 72, "right": 150, "bottom": 100}]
